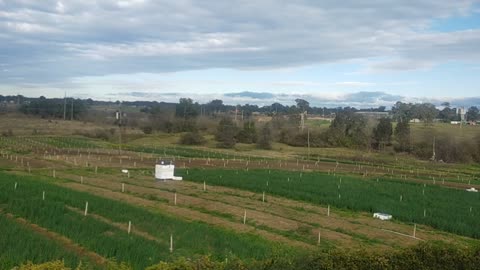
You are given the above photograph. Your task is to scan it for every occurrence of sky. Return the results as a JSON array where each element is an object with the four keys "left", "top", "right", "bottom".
[{"left": 1, "top": 0, "right": 480, "bottom": 108}]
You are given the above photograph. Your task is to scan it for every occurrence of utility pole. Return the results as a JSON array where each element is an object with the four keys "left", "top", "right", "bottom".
[
  {"left": 70, "top": 98, "right": 74, "bottom": 121},
  {"left": 431, "top": 136, "right": 436, "bottom": 161},
  {"left": 300, "top": 111, "right": 306, "bottom": 131},
  {"left": 307, "top": 128, "right": 310, "bottom": 159},
  {"left": 63, "top": 91, "right": 67, "bottom": 120},
  {"left": 117, "top": 103, "right": 122, "bottom": 154},
  {"left": 235, "top": 105, "right": 238, "bottom": 123}
]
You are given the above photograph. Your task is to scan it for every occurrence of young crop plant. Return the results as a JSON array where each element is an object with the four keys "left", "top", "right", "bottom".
[
  {"left": 178, "top": 168, "right": 480, "bottom": 239},
  {"left": 0, "top": 171, "right": 292, "bottom": 269}
]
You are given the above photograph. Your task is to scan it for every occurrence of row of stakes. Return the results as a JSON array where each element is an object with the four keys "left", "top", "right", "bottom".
[
  {"left": 13, "top": 179, "right": 427, "bottom": 245},
  {"left": 18, "top": 162, "right": 479, "bottom": 220},
  {"left": 0, "top": 135, "right": 477, "bottom": 179},
  {"left": 19, "top": 171, "right": 332, "bottom": 246},
  {"left": 6, "top": 152, "right": 476, "bottom": 243},
  {"left": 12, "top": 155, "right": 459, "bottom": 245},
  {"left": 12, "top": 182, "right": 176, "bottom": 252},
  {"left": 2, "top": 146, "right": 477, "bottom": 185}
]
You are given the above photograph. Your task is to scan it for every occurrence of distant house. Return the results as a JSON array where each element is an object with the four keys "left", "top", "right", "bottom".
[{"left": 410, "top": 118, "right": 421, "bottom": 123}]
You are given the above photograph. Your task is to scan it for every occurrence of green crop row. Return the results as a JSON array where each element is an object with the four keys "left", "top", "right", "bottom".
[
  {"left": 26, "top": 136, "right": 106, "bottom": 149},
  {"left": 0, "top": 214, "right": 91, "bottom": 269},
  {"left": 0, "top": 172, "right": 292, "bottom": 269},
  {"left": 178, "top": 168, "right": 480, "bottom": 239},
  {"left": 123, "top": 145, "right": 260, "bottom": 160}
]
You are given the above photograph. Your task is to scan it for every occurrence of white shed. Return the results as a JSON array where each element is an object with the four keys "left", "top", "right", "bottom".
[
  {"left": 373, "top": 213, "right": 392, "bottom": 221},
  {"left": 155, "top": 160, "right": 182, "bottom": 181}
]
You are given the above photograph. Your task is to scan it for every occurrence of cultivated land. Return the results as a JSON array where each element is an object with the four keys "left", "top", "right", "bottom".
[{"left": 0, "top": 117, "right": 479, "bottom": 268}]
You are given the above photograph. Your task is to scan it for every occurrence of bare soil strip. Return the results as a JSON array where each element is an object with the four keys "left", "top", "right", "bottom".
[
  {"left": 56, "top": 170, "right": 465, "bottom": 251},
  {"left": 65, "top": 205, "right": 166, "bottom": 245},
  {"left": 61, "top": 181, "right": 314, "bottom": 250}
]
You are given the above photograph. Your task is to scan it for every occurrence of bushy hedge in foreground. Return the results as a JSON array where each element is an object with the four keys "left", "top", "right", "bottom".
[{"left": 14, "top": 242, "right": 480, "bottom": 270}]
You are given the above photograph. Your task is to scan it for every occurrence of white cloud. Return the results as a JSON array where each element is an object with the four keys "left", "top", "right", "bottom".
[
  {"left": 66, "top": 33, "right": 263, "bottom": 60},
  {"left": 4, "top": 21, "right": 56, "bottom": 33},
  {"left": 55, "top": 1, "right": 65, "bottom": 13},
  {"left": 0, "top": 0, "right": 479, "bottom": 99},
  {"left": 334, "top": 82, "right": 375, "bottom": 87}
]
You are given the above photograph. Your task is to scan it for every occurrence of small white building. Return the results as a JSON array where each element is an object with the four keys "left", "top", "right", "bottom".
[
  {"left": 466, "top": 187, "right": 478, "bottom": 193},
  {"left": 373, "top": 212, "right": 392, "bottom": 221},
  {"left": 155, "top": 160, "right": 182, "bottom": 181}
]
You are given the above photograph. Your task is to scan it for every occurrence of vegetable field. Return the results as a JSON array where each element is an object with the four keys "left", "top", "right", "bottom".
[
  {"left": 178, "top": 168, "right": 480, "bottom": 239},
  {"left": 0, "top": 172, "right": 291, "bottom": 269},
  {"left": 0, "top": 214, "right": 86, "bottom": 269}
]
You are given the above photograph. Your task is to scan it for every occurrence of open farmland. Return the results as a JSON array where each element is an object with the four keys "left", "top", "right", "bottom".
[
  {"left": 178, "top": 168, "right": 480, "bottom": 238},
  {"left": 0, "top": 172, "right": 292, "bottom": 269},
  {"left": 0, "top": 131, "right": 480, "bottom": 268}
]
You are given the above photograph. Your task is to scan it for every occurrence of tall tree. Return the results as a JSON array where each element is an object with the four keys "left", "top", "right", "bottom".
[
  {"left": 438, "top": 103, "right": 458, "bottom": 122},
  {"left": 466, "top": 106, "right": 479, "bottom": 121},
  {"left": 206, "top": 99, "right": 224, "bottom": 115},
  {"left": 236, "top": 121, "right": 257, "bottom": 144},
  {"left": 412, "top": 103, "right": 438, "bottom": 125},
  {"left": 395, "top": 120, "right": 411, "bottom": 152},
  {"left": 215, "top": 117, "right": 237, "bottom": 148},
  {"left": 257, "top": 123, "right": 272, "bottom": 150},
  {"left": 372, "top": 118, "right": 393, "bottom": 149},
  {"left": 392, "top": 101, "right": 413, "bottom": 122},
  {"left": 295, "top": 99, "right": 310, "bottom": 113},
  {"left": 175, "top": 98, "right": 199, "bottom": 120},
  {"left": 325, "top": 111, "right": 369, "bottom": 148}
]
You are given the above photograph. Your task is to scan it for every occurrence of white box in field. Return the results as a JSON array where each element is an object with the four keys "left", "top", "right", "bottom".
[
  {"left": 373, "top": 213, "right": 392, "bottom": 221},
  {"left": 155, "top": 160, "right": 182, "bottom": 180}
]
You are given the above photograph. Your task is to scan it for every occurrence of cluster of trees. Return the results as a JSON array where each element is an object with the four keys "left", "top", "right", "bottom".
[
  {"left": 214, "top": 118, "right": 272, "bottom": 149},
  {"left": 8, "top": 95, "right": 480, "bottom": 163},
  {"left": 19, "top": 97, "right": 88, "bottom": 120}
]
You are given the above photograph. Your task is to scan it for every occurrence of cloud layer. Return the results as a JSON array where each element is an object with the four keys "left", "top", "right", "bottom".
[
  {"left": 1, "top": 0, "right": 480, "bottom": 84},
  {"left": 111, "top": 90, "right": 480, "bottom": 109}
]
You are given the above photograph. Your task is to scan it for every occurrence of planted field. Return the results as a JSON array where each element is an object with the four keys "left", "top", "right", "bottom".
[
  {"left": 124, "top": 144, "right": 264, "bottom": 160},
  {"left": 0, "top": 214, "right": 86, "bottom": 269},
  {"left": 2, "top": 130, "right": 480, "bottom": 268},
  {"left": 178, "top": 168, "right": 480, "bottom": 239},
  {"left": 27, "top": 136, "right": 108, "bottom": 149},
  {"left": 0, "top": 172, "right": 291, "bottom": 269}
]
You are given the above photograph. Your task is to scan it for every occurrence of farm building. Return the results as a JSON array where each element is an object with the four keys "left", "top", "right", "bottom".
[
  {"left": 373, "top": 213, "right": 392, "bottom": 220},
  {"left": 155, "top": 160, "right": 182, "bottom": 180}
]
